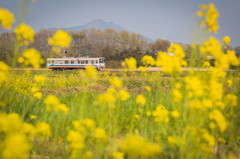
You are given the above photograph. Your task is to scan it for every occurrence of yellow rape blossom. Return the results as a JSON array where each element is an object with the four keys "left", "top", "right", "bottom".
[
  {"left": 48, "top": 29, "right": 72, "bottom": 48},
  {"left": 34, "top": 75, "right": 46, "bottom": 86},
  {"left": 222, "top": 36, "right": 231, "bottom": 45},
  {"left": 152, "top": 104, "right": 169, "bottom": 124},
  {"left": 123, "top": 57, "right": 137, "bottom": 71},
  {"left": 97, "top": 92, "right": 116, "bottom": 108},
  {"left": 30, "top": 115, "right": 36, "bottom": 120},
  {"left": 67, "top": 130, "right": 85, "bottom": 149},
  {"left": 209, "top": 109, "right": 227, "bottom": 132},
  {"left": 198, "top": 3, "right": 219, "bottom": 33},
  {"left": 0, "top": 8, "right": 15, "bottom": 30},
  {"left": 171, "top": 110, "right": 180, "bottom": 119},
  {"left": 156, "top": 44, "right": 186, "bottom": 74},
  {"left": 33, "top": 92, "right": 42, "bottom": 99},
  {"left": 142, "top": 55, "right": 155, "bottom": 66},
  {"left": 14, "top": 23, "right": 35, "bottom": 45},
  {"left": 82, "top": 118, "right": 95, "bottom": 130},
  {"left": 136, "top": 94, "right": 146, "bottom": 106},
  {"left": 43, "top": 95, "right": 68, "bottom": 114},
  {"left": 109, "top": 77, "right": 122, "bottom": 88},
  {"left": 20, "top": 48, "right": 44, "bottom": 69},
  {"left": 0, "top": 61, "right": 10, "bottom": 86},
  {"left": 145, "top": 86, "right": 151, "bottom": 91},
  {"left": 94, "top": 128, "right": 107, "bottom": 140},
  {"left": 119, "top": 89, "right": 130, "bottom": 101},
  {"left": 113, "top": 152, "right": 124, "bottom": 159},
  {"left": 119, "top": 134, "right": 161, "bottom": 157},
  {"left": 1, "top": 133, "right": 32, "bottom": 159},
  {"left": 35, "top": 122, "right": 52, "bottom": 138}
]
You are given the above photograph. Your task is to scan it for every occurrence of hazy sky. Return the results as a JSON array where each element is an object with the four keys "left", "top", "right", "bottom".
[{"left": 1, "top": 0, "right": 240, "bottom": 46}]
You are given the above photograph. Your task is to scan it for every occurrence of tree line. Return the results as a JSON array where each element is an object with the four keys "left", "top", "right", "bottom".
[{"left": 0, "top": 28, "right": 239, "bottom": 68}]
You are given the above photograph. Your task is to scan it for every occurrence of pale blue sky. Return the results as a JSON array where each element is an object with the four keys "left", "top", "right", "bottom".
[{"left": 1, "top": 0, "right": 240, "bottom": 46}]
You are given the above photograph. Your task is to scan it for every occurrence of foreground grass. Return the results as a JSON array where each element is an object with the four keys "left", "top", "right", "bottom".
[{"left": 0, "top": 69, "right": 239, "bottom": 158}]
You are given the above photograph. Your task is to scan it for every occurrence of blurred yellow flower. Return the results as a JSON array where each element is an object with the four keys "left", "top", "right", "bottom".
[
  {"left": 1, "top": 134, "right": 32, "bottom": 159},
  {"left": 113, "top": 152, "right": 124, "bottom": 159},
  {"left": 222, "top": 36, "right": 231, "bottom": 45},
  {"left": 209, "top": 109, "right": 227, "bottom": 132},
  {"left": 0, "top": 8, "right": 15, "bottom": 30},
  {"left": 0, "top": 61, "right": 10, "bottom": 86},
  {"left": 34, "top": 75, "right": 46, "bottom": 85},
  {"left": 94, "top": 128, "right": 107, "bottom": 140},
  {"left": 30, "top": 115, "right": 36, "bottom": 120},
  {"left": 67, "top": 130, "right": 85, "bottom": 149},
  {"left": 152, "top": 104, "right": 169, "bottom": 124},
  {"left": 124, "top": 57, "right": 137, "bottom": 71},
  {"left": 33, "top": 92, "right": 42, "bottom": 99},
  {"left": 35, "top": 122, "right": 52, "bottom": 138},
  {"left": 171, "top": 110, "right": 180, "bottom": 119},
  {"left": 119, "top": 89, "right": 130, "bottom": 101},
  {"left": 82, "top": 118, "right": 95, "bottom": 130},
  {"left": 20, "top": 48, "right": 44, "bottom": 69},
  {"left": 145, "top": 86, "right": 151, "bottom": 91},
  {"left": 48, "top": 29, "right": 72, "bottom": 48},
  {"left": 97, "top": 92, "right": 116, "bottom": 108},
  {"left": 119, "top": 134, "right": 161, "bottom": 157},
  {"left": 110, "top": 77, "right": 122, "bottom": 88},
  {"left": 136, "top": 94, "right": 146, "bottom": 106},
  {"left": 14, "top": 23, "right": 35, "bottom": 45},
  {"left": 142, "top": 55, "right": 155, "bottom": 66}
]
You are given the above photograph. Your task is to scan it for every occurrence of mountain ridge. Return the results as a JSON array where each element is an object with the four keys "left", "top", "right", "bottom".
[{"left": 50, "top": 19, "right": 154, "bottom": 42}]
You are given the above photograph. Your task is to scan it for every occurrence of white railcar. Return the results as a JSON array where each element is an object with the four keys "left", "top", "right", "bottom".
[{"left": 47, "top": 57, "right": 105, "bottom": 70}]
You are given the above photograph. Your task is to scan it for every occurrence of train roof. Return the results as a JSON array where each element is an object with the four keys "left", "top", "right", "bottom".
[{"left": 47, "top": 57, "right": 105, "bottom": 61}]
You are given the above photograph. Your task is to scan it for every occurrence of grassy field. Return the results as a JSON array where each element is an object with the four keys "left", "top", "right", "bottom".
[{"left": 0, "top": 68, "right": 239, "bottom": 159}]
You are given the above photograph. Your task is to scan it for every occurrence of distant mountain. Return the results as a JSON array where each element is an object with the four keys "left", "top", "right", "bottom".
[
  {"left": 64, "top": 19, "right": 127, "bottom": 32},
  {"left": 51, "top": 19, "right": 154, "bottom": 42}
]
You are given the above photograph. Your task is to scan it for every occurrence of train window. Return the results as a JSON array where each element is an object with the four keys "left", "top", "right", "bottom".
[
  {"left": 81, "top": 61, "right": 84, "bottom": 64},
  {"left": 99, "top": 59, "right": 102, "bottom": 63},
  {"left": 71, "top": 61, "right": 74, "bottom": 64},
  {"left": 78, "top": 60, "right": 80, "bottom": 64},
  {"left": 86, "top": 61, "right": 88, "bottom": 64},
  {"left": 65, "top": 61, "right": 69, "bottom": 64},
  {"left": 91, "top": 61, "right": 94, "bottom": 64},
  {"left": 103, "top": 59, "right": 105, "bottom": 63},
  {"left": 96, "top": 60, "right": 98, "bottom": 64},
  {"left": 51, "top": 61, "right": 54, "bottom": 64}
]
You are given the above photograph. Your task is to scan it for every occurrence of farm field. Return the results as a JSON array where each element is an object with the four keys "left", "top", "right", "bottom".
[{"left": 0, "top": 68, "right": 239, "bottom": 158}]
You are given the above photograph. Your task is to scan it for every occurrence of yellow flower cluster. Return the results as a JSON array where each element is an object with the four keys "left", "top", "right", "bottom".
[
  {"left": 156, "top": 44, "right": 186, "bottom": 73},
  {"left": 197, "top": 3, "right": 219, "bottom": 33},
  {"left": 142, "top": 55, "right": 155, "bottom": 66},
  {"left": 67, "top": 119, "right": 106, "bottom": 158},
  {"left": 80, "top": 66, "right": 97, "bottom": 81},
  {"left": 136, "top": 94, "right": 146, "bottom": 106},
  {"left": 43, "top": 95, "right": 68, "bottom": 114},
  {"left": 18, "top": 48, "right": 44, "bottom": 69},
  {"left": 209, "top": 109, "right": 227, "bottom": 132},
  {"left": 200, "top": 37, "right": 239, "bottom": 69},
  {"left": 222, "top": 36, "right": 231, "bottom": 46},
  {"left": 48, "top": 29, "right": 72, "bottom": 49},
  {"left": 109, "top": 77, "right": 122, "bottom": 88},
  {"left": 0, "top": 113, "right": 51, "bottom": 159},
  {"left": 31, "top": 86, "right": 42, "bottom": 99},
  {"left": 0, "top": 8, "right": 15, "bottom": 30},
  {"left": 122, "top": 57, "right": 137, "bottom": 71},
  {"left": 152, "top": 104, "right": 169, "bottom": 124},
  {"left": 0, "top": 61, "right": 10, "bottom": 87},
  {"left": 118, "top": 134, "right": 161, "bottom": 157},
  {"left": 14, "top": 23, "right": 35, "bottom": 45}
]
